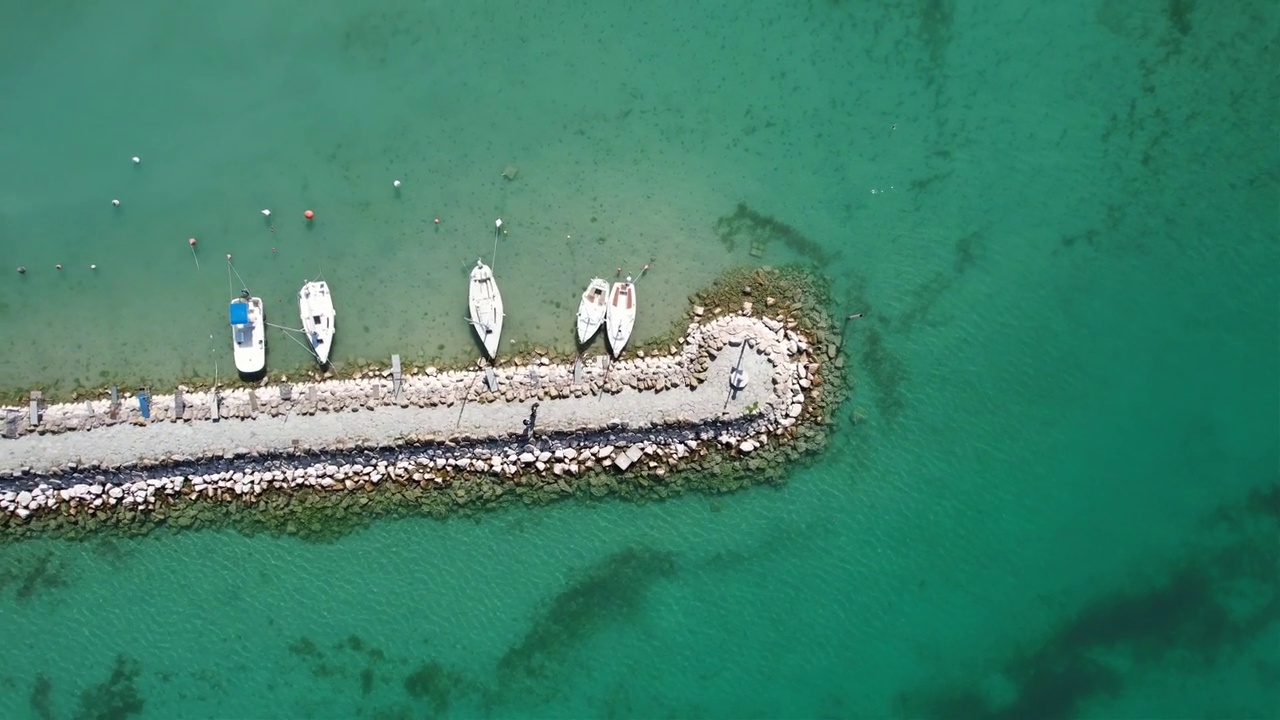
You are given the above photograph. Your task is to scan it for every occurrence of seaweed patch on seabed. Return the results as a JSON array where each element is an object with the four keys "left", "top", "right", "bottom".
[
  {"left": 492, "top": 546, "right": 678, "bottom": 706},
  {"left": 896, "top": 481, "right": 1280, "bottom": 720},
  {"left": 30, "top": 673, "right": 54, "bottom": 720},
  {"left": 713, "top": 203, "right": 835, "bottom": 266},
  {"left": 0, "top": 549, "right": 71, "bottom": 603},
  {"left": 73, "top": 655, "right": 144, "bottom": 720},
  {"left": 403, "top": 660, "right": 475, "bottom": 717}
]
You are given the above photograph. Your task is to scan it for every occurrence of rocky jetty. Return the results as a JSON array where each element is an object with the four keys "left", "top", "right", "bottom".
[{"left": 0, "top": 266, "right": 849, "bottom": 540}]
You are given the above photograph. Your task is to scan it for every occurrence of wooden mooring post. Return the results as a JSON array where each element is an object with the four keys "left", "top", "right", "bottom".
[
  {"left": 391, "top": 354, "right": 403, "bottom": 400},
  {"left": 28, "top": 390, "right": 41, "bottom": 427}
]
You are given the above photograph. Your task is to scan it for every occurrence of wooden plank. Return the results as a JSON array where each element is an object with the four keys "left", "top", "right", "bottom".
[
  {"left": 109, "top": 386, "right": 120, "bottom": 420},
  {"left": 211, "top": 392, "right": 221, "bottom": 423},
  {"left": 174, "top": 387, "right": 185, "bottom": 418},
  {"left": 391, "top": 354, "right": 403, "bottom": 399},
  {"left": 573, "top": 356, "right": 583, "bottom": 385}
]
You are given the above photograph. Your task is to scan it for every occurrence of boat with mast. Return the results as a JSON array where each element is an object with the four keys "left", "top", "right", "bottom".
[
  {"left": 605, "top": 276, "right": 637, "bottom": 358},
  {"left": 576, "top": 277, "right": 609, "bottom": 345},
  {"left": 468, "top": 258, "right": 504, "bottom": 360},
  {"left": 299, "top": 279, "right": 336, "bottom": 365}
]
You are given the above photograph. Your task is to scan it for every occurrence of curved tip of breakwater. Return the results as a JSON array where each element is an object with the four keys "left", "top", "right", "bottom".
[{"left": 0, "top": 267, "right": 850, "bottom": 540}]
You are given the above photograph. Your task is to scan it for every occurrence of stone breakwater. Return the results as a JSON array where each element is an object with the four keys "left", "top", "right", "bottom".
[{"left": 0, "top": 313, "right": 834, "bottom": 526}]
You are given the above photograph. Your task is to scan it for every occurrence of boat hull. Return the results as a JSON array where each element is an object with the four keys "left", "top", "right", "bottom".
[
  {"left": 469, "top": 260, "right": 504, "bottom": 360},
  {"left": 576, "top": 278, "right": 609, "bottom": 345},
  {"left": 605, "top": 281, "right": 637, "bottom": 357},
  {"left": 230, "top": 297, "right": 266, "bottom": 375},
  {"left": 299, "top": 281, "right": 336, "bottom": 365}
]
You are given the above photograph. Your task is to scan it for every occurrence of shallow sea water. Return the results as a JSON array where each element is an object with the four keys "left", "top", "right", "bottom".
[{"left": 1, "top": 1, "right": 1277, "bottom": 718}]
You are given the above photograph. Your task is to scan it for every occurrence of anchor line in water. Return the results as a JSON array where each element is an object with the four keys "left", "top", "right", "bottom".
[{"left": 491, "top": 224, "right": 500, "bottom": 270}]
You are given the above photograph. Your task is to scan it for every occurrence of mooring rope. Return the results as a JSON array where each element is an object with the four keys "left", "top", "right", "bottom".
[{"left": 267, "top": 322, "right": 318, "bottom": 359}]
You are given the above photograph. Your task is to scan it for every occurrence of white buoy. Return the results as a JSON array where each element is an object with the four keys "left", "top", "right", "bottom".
[
  {"left": 495, "top": 218, "right": 503, "bottom": 229},
  {"left": 393, "top": 180, "right": 401, "bottom": 188},
  {"left": 131, "top": 156, "right": 141, "bottom": 164},
  {"left": 111, "top": 199, "right": 120, "bottom": 207},
  {"left": 261, "top": 209, "right": 271, "bottom": 217},
  {"left": 91, "top": 264, "right": 97, "bottom": 270}
]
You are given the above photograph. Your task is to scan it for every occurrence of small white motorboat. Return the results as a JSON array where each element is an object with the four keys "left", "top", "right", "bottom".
[
  {"left": 229, "top": 292, "right": 266, "bottom": 375},
  {"left": 575, "top": 277, "right": 609, "bottom": 345},
  {"left": 299, "top": 280, "right": 336, "bottom": 365},
  {"left": 468, "top": 258, "right": 504, "bottom": 359},
  {"left": 605, "top": 277, "right": 637, "bottom": 358}
]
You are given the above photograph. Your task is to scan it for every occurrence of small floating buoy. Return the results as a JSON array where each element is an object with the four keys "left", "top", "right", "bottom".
[
  {"left": 111, "top": 199, "right": 120, "bottom": 207},
  {"left": 495, "top": 218, "right": 503, "bottom": 229},
  {"left": 17, "top": 266, "right": 26, "bottom": 275},
  {"left": 393, "top": 180, "right": 401, "bottom": 188},
  {"left": 434, "top": 218, "right": 440, "bottom": 225},
  {"left": 91, "top": 264, "right": 97, "bottom": 270},
  {"left": 131, "top": 156, "right": 141, "bottom": 165},
  {"left": 304, "top": 209, "right": 315, "bottom": 220},
  {"left": 261, "top": 209, "right": 271, "bottom": 217},
  {"left": 226, "top": 253, "right": 232, "bottom": 260},
  {"left": 55, "top": 264, "right": 62, "bottom": 270},
  {"left": 189, "top": 238, "right": 197, "bottom": 247}
]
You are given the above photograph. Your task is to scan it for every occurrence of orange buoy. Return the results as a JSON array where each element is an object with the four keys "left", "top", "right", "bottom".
[{"left": 304, "top": 209, "right": 315, "bottom": 220}]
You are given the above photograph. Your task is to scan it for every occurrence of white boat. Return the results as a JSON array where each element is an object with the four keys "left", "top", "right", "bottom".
[
  {"left": 575, "top": 277, "right": 609, "bottom": 345},
  {"left": 299, "top": 280, "right": 336, "bottom": 365},
  {"left": 468, "top": 258, "right": 504, "bottom": 359},
  {"left": 229, "top": 293, "right": 266, "bottom": 375},
  {"left": 605, "top": 277, "right": 637, "bottom": 357}
]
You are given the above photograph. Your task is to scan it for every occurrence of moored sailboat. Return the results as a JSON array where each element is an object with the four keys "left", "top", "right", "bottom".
[
  {"left": 468, "top": 259, "right": 504, "bottom": 360},
  {"left": 605, "top": 277, "right": 637, "bottom": 358},
  {"left": 299, "top": 279, "right": 336, "bottom": 365}
]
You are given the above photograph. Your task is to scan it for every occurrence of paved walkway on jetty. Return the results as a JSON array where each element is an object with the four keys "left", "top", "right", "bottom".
[{"left": 0, "top": 349, "right": 777, "bottom": 475}]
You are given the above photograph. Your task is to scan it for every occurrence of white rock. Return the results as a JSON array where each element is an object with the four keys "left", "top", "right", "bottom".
[
  {"left": 518, "top": 452, "right": 536, "bottom": 464},
  {"left": 16, "top": 491, "right": 32, "bottom": 507},
  {"left": 788, "top": 403, "right": 803, "bottom": 418},
  {"left": 739, "top": 440, "right": 756, "bottom": 453},
  {"left": 597, "top": 445, "right": 615, "bottom": 458}
]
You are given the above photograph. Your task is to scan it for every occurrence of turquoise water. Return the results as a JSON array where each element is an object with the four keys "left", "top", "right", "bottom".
[{"left": 2, "top": 1, "right": 1278, "bottom": 718}]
